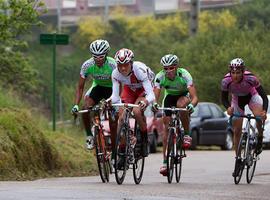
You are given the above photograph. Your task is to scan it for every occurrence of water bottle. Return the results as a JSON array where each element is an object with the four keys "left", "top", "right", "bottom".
[{"left": 249, "top": 133, "right": 256, "bottom": 149}]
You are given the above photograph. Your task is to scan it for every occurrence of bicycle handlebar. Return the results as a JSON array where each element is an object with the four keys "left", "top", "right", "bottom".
[
  {"left": 229, "top": 114, "right": 262, "bottom": 121},
  {"left": 158, "top": 107, "right": 187, "bottom": 112},
  {"left": 112, "top": 103, "right": 139, "bottom": 108}
]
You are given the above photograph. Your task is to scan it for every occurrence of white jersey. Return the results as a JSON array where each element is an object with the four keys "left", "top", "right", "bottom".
[{"left": 111, "top": 61, "right": 155, "bottom": 104}]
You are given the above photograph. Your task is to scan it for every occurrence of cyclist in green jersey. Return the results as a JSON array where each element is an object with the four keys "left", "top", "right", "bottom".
[
  {"left": 152, "top": 54, "right": 198, "bottom": 176},
  {"left": 71, "top": 39, "right": 117, "bottom": 150}
]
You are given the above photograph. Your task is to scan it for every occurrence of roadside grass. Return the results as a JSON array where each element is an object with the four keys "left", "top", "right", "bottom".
[{"left": 0, "top": 90, "right": 98, "bottom": 180}]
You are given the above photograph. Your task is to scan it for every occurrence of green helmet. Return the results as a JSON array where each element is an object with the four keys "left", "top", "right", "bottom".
[{"left": 160, "top": 54, "right": 179, "bottom": 67}]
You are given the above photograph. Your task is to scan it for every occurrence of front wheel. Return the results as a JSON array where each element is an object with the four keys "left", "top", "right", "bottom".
[
  {"left": 175, "top": 134, "right": 183, "bottom": 183},
  {"left": 166, "top": 129, "right": 175, "bottom": 183},
  {"left": 234, "top": 133, "right": 246, "bottom": 184},
  {"left": 114, "top": 126, "right": 128, "bottom": 185},
  {"left": 133, "top": 157, "right": 145, "bottom": 184},
  {"left": 246, "top": 149, "right": 257, "bottom": 184},
  {"left": 95, "top": 126, "right": 110, "bottom": 183}
]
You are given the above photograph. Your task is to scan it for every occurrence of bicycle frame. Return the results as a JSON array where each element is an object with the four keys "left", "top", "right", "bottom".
[
  {"left": 158, "top": 107, "right": 187, "bottom": 183},
  {"left": 230, "top": 113, "right": 262, "bottom": 184},
  {"left": 77, "top": 104, "right": 112, "bottom": 182},
  {"left": 112, "top": 103, "right": 145, "bottom": 184}
]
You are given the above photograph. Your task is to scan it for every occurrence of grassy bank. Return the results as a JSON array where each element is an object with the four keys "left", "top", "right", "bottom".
[{"left": 0, "top": 89, "right": 97, "bottom": 180}]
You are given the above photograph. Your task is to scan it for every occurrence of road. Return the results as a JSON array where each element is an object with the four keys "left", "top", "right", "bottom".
[{"left": 1, "top": 150, "right": 270, "bottom": 200}]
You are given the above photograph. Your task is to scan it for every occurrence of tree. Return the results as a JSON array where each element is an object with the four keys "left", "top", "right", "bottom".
[{"left": 0, "top": 0, "right": 45, "bottom": 92}]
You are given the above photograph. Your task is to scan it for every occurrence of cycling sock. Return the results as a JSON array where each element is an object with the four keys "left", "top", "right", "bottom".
[
  {"left": 86, "top": 129, "right": 93, "bottom": 137},
  {"left": 184, "top": 130, "right": 190, "bottom": 136},
  {"left": 163, "top": 160, "right": 167, "bottom": 166}
]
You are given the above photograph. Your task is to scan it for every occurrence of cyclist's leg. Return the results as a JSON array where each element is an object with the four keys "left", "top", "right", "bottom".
[
  {"left": 82, "top": 94, "right": 95, "bottom": 149},
  {"left": 232, "top": 95, "right": 247, "bottom": 155},
  {"left": 159, "top": 95, "right": 176, "bottom": 175},
  {"left": 160, "top": 115, "right": 170, "bottom": 175},
  {"left": 134, "top": 96, "right": 148, "bottom": 157},
  {"left": 120, "top": 86, "right": 138, "bottom": 146},
  {"left": 176, "top": 94, "right": 192, "bottom": 148},
  {"left": 84, "top": 85, "right": 112, "bottom": 149},
  {"left": 249, "top": 94, "right": 264, "bottom": 154}
]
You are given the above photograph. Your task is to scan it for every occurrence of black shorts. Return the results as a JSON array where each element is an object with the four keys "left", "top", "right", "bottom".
[
  {"left": 86, "top": 85, "right": 112, "bottom": 104},
  {"left": 163, "top": 93, "right": 189, "bottom": 116}
]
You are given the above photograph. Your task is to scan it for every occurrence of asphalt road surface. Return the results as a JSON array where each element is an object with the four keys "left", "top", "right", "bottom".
[{"left": 1, "top": 150, "right": 270, "bottom": 200}]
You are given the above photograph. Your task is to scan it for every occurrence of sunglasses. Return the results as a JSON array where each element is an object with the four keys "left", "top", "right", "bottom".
[
  {"left": 93, "top": 54, "right": 106, "bottom": 60},
  {"left": 163, "top": 66, "right": 176, "bottom": 71}
]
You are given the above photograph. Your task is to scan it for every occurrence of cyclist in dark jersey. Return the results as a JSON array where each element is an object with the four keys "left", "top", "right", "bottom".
[
  {"left": 71, "top": 39, "right": 117, "bottom": 150},
  {"left": 153, "top": 54, "right": 198, "bottom": 176},
  {"left": 221, "top": 58, "right": 268, "bottom": 157}
]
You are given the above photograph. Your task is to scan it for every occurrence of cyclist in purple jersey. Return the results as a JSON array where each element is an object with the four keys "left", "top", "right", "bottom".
[{"left": 221, "top": 58, "right": 268, "bottom": 156}]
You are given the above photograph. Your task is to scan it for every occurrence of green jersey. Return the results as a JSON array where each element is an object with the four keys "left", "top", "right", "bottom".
[
  {"left": 154, "top": 68, "right": 193, "bottom": 96},
  {"left": 80, "top": 56, "right": 116, "bottom": 87}
]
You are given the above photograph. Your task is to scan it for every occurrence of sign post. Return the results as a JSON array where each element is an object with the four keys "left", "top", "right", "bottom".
[{"left": 40, "top": 33, "right": 69, "bottom": 131}]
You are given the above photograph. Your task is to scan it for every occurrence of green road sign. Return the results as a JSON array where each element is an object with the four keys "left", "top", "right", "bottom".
[
  {"left": 40, "top": 33, "right": 69, "bottom": 45},
  {"left": 40, "top": 33, "right": 69, "bottom": 131}
]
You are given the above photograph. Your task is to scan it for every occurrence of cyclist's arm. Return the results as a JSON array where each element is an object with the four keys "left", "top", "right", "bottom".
[
  {"left": 142, "top": 80, "right": 155, "bottom": 104},
  {"left": 74, "top": 76, "right": 86, "bottom": 105},
  {"left": 188, "top": 85, "right": 198, "bottom": 107},
  {"left": 221, "top": 90, "right": 230, "bottom": 109},
  {"left": 153, "top": 86, "right": 161, "bottom": 103},
  {"left": 256, "top": 85, "right": 269, "bottom": 111},
  {"left": 111, "top": 77, "right": 121, "bottom": 104}
]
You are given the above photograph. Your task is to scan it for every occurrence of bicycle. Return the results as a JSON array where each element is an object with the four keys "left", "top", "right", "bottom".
[
  {"left": 77, "top": 103, "right": 113, "bottom": 183},
  {"left": 112, "top": 103, "right": 145, "bottom": 185},
  {"left": 158, "top": 107, "right": 187, "bottom": 183},
  {"left": 230, "top": 114, "right": 262, "bottom": 184}
]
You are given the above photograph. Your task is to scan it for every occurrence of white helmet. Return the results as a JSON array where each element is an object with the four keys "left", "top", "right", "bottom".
[
  {"left": 160, "top": 54, "right": 179, "bottom": 67},
  {"left": 229, "top": 58, "right": 245, "bottom": 71},
  {"left": 115, "top": 48, "right": 134, "bottom": 64},
  {"left": 89, "top": 39, "right": 110, "bottom": 55}
]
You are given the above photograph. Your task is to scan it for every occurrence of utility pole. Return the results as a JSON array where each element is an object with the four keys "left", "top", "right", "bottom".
[
  {"left": 57, "top": 0, "right": 62, "bottom": 33},
  {"left": 104, "top": 0, "right": 109, "bottom": 23},
  {"left": 189, "top": 0, "right": 200, "bottom": 36}
]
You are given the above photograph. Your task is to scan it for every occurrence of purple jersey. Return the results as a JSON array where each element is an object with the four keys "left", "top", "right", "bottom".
[{"left": 221, "top": 71, "right": 260, "bottom": 96}]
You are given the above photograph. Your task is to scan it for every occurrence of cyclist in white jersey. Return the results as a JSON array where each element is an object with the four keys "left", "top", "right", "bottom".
[{"left": 110, "top": 48, "right": 155, "bottom": 157}]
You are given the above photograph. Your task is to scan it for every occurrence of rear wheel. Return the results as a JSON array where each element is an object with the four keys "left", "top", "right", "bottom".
[
  {"left": 166, "top": 129, "right": 175, "bottom": 183},
  {"left": 234, "top": 133, "right": 246, "bottom": 184},
  {"left": 95, "top": 126, "right": 110, "bottom": 183},
  {"left": 114, "top": 126, "right": 128, "bottom": 185}
]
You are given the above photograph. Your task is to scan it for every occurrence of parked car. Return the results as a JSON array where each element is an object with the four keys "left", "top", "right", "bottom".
[
  {"left": 147, "top": 102, "right": 233, "bottom": 151},
  {"left": 190, "top": 102, "right": 233, "bottom": 150}
]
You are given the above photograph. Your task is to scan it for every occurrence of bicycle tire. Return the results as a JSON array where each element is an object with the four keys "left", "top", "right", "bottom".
[
  {"left": 175, "top": 133, "right": 183, "bottom": 183},
  {"left": 246, "top": 149, "right": 257, "bottom": 184},
  {"left": 166, "top": 128, "right": 175, "bottom": 184},
  {"left": 133, "top": 123, "right": 145, "bottom": 184},
  {"left": 114, "top": 125, "right": 128, "bottom": 185},
  {"left": 234, "top": 133, "right": 246, "bottom": 184},
  {"left": 95, "top": 126, "right": 110, "bottom": 183}
]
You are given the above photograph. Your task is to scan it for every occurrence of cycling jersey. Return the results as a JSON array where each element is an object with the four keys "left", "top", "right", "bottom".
[
  {"left": 80, "top": 56, "right": 116, "bottom": 87},
  {"left": 221, "top": 70, "right": 268, "bottom": 114},
  {"left": 154, "top": 68, "right": 193, "bottom": 96},
  {"left": 111, "top": 61, "right": 155, "bottom": 104},
  {"left": 221, "top": 71, "right": 260, "bottom": 96}
]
